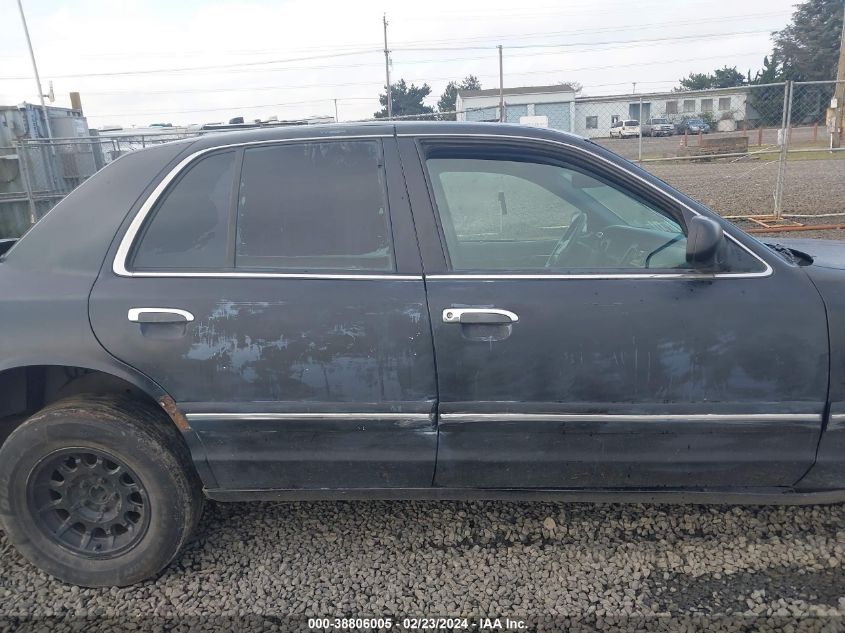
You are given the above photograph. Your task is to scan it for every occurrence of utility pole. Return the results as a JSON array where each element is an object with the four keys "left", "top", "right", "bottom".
[
  {"left": 832, "top": 1, "right": 845, "bottom": 148},
  {"left": 632, "top": 82, "right": 637, "bottom": 94},
  {"left": 383, "top": 13, "right": 392, "bottom": 120},
  {"left": 498, "top": 45, "right": 504, "bottom": 122},
  {"left": 16, "top": 0, "right": 52, "bottom": 139}
]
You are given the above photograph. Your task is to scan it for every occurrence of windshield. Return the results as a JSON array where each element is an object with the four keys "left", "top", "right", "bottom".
[
  {"left": 688, "top": 119, "right": 704, "bottom": 125},
  {"left": 652, "top": 118, "right": 668, "bottom": 124}
]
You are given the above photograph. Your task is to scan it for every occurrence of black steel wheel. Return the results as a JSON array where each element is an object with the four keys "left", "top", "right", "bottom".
[
  {"left": 0, "top": 395, "right": 203, "bottom": 587},
  {"left": 27, "top": 448, "right": 151, "bottom": 558}
]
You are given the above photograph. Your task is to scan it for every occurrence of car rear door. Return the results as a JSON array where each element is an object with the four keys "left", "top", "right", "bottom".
[
  {"left": 89, "top": 134, "right": 438, "bottom": 491},
  {"left": 399, "top": 133, "right": 828, "bottom": 491}
]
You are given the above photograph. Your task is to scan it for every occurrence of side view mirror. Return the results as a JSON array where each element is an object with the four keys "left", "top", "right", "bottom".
[{"left": 686, "top": 216, "right": 724, "bottom": 267}]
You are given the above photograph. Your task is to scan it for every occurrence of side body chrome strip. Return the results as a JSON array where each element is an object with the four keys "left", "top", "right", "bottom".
[
  {"left": 185, "top": 412, "right": 431, "bottom": 422},
  {"left": 185, "top": 412, "right": 820, "bottom": 423},
  {"left": 112, "top": 130, "right": 774, "bottom": 281},
  {"left": 440, "top": 412, "right": 821, "bottom": 423}
]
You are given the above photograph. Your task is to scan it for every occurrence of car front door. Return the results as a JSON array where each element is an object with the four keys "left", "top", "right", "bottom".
[
  {"left": 399, "top": 134, "right": 828, "bottom": 490},
  {"left": 90, "top": 135, "right": 438, "bottom": 491}
]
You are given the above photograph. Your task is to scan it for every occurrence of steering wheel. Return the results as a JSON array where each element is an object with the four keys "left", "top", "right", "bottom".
[{"left": 545, "top": 212, "right": 587, "bottom": 268}]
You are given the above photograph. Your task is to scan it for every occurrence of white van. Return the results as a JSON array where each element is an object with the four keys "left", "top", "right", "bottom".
[{"left": 609, "top": 119, "right": 640, "bottom": 139}]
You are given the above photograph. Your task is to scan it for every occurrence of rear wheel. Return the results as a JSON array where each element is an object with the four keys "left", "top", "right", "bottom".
[{"left": 0, "top": 395, "right": 203, "bottom": 587}]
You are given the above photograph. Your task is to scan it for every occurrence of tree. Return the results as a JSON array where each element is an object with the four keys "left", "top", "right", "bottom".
[
  {"left": 678, "top": 72, "right": 713, "bottom": 91},
  {"left": 437, "top": 75, "right": 482, "bottom": 120},
  {"left": 678, "top": 66, "right": 746, "bottom": 91},
  {"left": 712, "top": 66, "right": 747, "bottom": 89},
  {"left": 374, "top": 80, "right": 434, "bottom": 119},
  {"left": 752, "top": 55, "right": 783, "bottom": 84},
  {"left": 773, "top": 0, "right": 843, "bottom": 81}
]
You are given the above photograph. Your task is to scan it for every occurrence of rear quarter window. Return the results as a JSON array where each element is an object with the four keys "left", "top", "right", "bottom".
[{"left": 131, "top": 151, "right": 235, "bottom": 270}]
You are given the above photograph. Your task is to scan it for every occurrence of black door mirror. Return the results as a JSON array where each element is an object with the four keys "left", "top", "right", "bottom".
[{"left": 686, "top": 216, "right": 724, "bottom": 268}]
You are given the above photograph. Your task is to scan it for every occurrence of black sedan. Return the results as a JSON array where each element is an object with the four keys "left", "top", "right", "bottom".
[{"left": 0, "top": 122, "right": 842, "bottom": 587}]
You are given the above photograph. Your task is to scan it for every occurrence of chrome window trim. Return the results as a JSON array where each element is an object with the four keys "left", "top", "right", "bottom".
[
  {"left": 402, "top": 131, "right": 773, "bottom": 280},
  {"left": 113, "top": 130, "right": 773, "bottom": 281},
  {"left": 186, "top": 412, "right": 431, "bottom": 421},
  {"left": 440, "top": 413, "right": 821, "bottom": 423},
  {"left": 112, "top": 134, "right": 404, "bottom": 280}
]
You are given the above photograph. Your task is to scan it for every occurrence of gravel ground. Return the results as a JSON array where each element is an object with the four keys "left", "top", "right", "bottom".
[
  {"left": 2, "top": 188, "right": 844, "bottom": 630},
  {"left": 643, "top": 158, "right": 845, "bottom": 218},
  {"left": 2, "top": 499, "right": 845, "bottom": 630},
  {"left": 594, "top": 126, "right": 823, "bottom": 162}
]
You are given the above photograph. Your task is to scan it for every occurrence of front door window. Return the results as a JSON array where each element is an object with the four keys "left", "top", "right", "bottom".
[{"left": 426, "top": 156, "right": 688, "bottom": 271}]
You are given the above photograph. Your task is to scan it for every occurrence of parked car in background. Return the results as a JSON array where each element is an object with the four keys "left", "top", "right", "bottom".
[
  {"left": 642, "top": 117, "right": 674, "bottom": 137},
  {"left": 609, "top": 119, "right": 640, "bottom": 138},
  {"left": 676, "top": 118, "right": 711, "bottom": 134},
  {"left": 1, "top": 121, "right": 845, "bottom": 588}
]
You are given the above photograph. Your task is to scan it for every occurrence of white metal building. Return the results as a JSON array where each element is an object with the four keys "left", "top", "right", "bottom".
[{"left": 457, "top": 85, "right": 753, "bottom": 138}]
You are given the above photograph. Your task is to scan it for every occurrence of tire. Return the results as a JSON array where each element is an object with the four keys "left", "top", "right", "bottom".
[{"left": 0, "top": 395, "right": 203, "bottom": 587}]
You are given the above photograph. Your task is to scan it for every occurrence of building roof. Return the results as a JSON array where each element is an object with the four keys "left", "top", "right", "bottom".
[
  {"left": 575, "top": 86, "right": 751, "bottom": 103},
  {"left": 459, "top": 84, "right": 576, "bottom": 98}
]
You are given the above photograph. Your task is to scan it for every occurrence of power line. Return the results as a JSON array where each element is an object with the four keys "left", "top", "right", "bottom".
[
  {"left": 78, "top": 51, "right": 766, "bottom": 97},
  {"left": 0, "top": 28, "right": 773, "bottom": 81},
  {"left": 0, "top": 9, "right": 787, "bottom": 61},
  {"left": 393, "top": 29, "right": 774, "bottom": 52},
  {"left": 0, "top": 48, "right": 382, "bottom": 81},
  {"left": 386, "top": 11, "right": 788, "bottom": 47},
  {"left": 89, "top": 96, "right": 375, "bottom": 118}
]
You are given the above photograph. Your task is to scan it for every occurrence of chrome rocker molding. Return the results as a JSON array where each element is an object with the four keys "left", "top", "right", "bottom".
[{"left": 113, "top": 130, "right": 773, "bottom": 281}]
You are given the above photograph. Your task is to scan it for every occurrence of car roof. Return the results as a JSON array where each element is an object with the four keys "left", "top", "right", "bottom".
[{"left": 183, "top": 120, "right": 590, "bottom": 153}]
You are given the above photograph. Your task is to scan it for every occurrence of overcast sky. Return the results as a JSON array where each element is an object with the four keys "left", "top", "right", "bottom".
[{"left": 0, "top": 0, "right": 797, "bottom": 129}]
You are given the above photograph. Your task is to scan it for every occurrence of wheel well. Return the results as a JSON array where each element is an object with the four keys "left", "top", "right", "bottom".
[{"left": 0, "top": 365, "right": 183, "bottom": 448}]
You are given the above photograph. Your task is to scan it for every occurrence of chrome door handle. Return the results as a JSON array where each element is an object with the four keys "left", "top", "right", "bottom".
[
  {"left": 128, "top": 308, "right": 194, "bottom": 324},
  {"left": 442, "top": 308, "right": 519, "bottom": 324}
]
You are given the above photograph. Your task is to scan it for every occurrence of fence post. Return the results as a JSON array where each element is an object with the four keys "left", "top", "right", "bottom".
[
  {"left": 637, "top": 96, "right": 643, "bottom": 162},
  {"left": 16, "top": 141, "right": 38, "bottom": 225},
  {"left": 773, "top": 81, "right": 793, "bottom": 219},
  {"left": 758, "top": 127, "right": 763, "bottom": 146}
]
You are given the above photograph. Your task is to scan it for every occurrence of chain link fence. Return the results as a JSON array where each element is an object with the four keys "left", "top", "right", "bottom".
[
  {"left": 567, "top": 81, "right": 843, "bottom": 227},
  {"left": 1, "top": 81, "right": 842, "bottom": 237},
  {"left": 0, "top": 132, "right": 198, "bottom": 236}
]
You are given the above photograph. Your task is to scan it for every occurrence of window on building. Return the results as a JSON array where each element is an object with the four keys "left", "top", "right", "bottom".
[
  {"left": 718, "top": 97, "right": 731, "bottom": 110},
  {"left": 586, "top": 116, "right": 598, "bottom": 129},
  {"left": 683, "top": 100, "right": 695, "bottom": 113},
  {"left": 235, "top": 140, "right": 393, "bottom": 271},
  {"left": 611, "top": 115, "right": 620, "bottom": 124},
  {"left": 132, "top": 151, "right": 235, "bottom": 270},
  {"left": 666, "top": 101, "right": 678, "bottom": 115},
  {"left": 701, "top": 99, "right": 713, "bottom": 112}
]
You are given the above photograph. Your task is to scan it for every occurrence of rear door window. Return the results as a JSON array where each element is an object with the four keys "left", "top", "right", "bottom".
[{"left": 235, "top": 140, "right": 393, "bottom": 271}]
